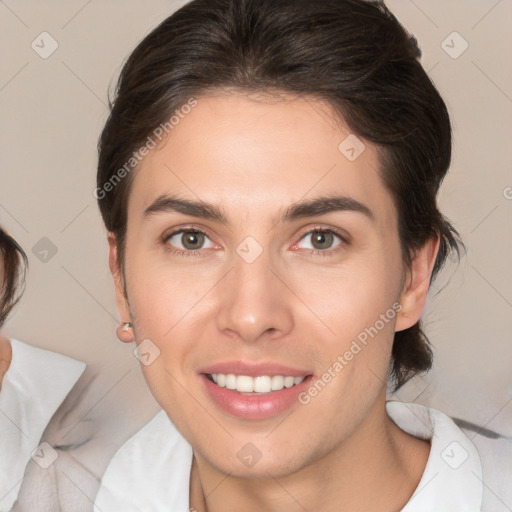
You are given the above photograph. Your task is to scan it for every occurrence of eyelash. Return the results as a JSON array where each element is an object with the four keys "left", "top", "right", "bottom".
[
  {"left": 162, "top": 226, "right": 349, "bottom": 258},
  {"left": 162, "top": 227, "right": 213, "bottom": 258},
  {"left": 300, "top": 227, "right": 349, "bottom": 258}
]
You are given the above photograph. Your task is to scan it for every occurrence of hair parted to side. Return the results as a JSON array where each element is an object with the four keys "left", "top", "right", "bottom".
[
  {"left": 0, "top": 228, "right": 28, "bottom": 328},
  {"left": 97, "top": 0, "right": 462, "bottom": 390}
]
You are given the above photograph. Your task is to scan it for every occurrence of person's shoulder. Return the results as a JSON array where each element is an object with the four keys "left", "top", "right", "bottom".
[
  {"left": 0, "top": 339, "right": 87, "bottom": 511},
  {"left": 94, "top": 410, "right": 193, "bottom": 512},
  {"left": 9, "top": 338, "right": 86, "bottom": 378},
  {"left": 453, "top": 418, "right": 512, "bottom": 512},
  {"left": 5, "top": 338, "right": 86, "bottom": 410},
  {"left": 109, "top": 408, "right": 192, "bottom": 465},
  {"left": 2, "top": 338, "right": 86, "bottom": 424},
  {"left": 454, "top": 415, "right": 512, "bottom": 462},
  {"left": 387, "top": 401, "right": 512, "bottom": 511}
]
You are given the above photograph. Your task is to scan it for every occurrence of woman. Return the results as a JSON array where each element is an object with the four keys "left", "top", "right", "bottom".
[
  {"left": 0, "top": 228, "right": 86, "bottom": 511},
  {"left": 94, "top": 0, "right": 512, "bottom": 510}
]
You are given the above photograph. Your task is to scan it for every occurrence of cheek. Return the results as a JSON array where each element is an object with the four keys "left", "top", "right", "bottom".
[
  {"left": 123, "top": 265, "right": 189, "bottom": 386},
  {"left": 124, "top": 254, "right": 226, "bottom": 400},
  {"left": 286, "top": 247, "right": 402, "bottom": 400},
  {"left": 125, "top": 263, "right": 209, "bottom": 418},
  {"left": 292, "top": 254, "right": 402, "bottom": 344},
  {"left": 126, "top": 255, "right": 218, "bottom": 339}
]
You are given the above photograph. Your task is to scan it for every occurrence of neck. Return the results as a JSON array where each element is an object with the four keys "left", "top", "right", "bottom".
[{"left": 190, "top": 390, "right": 430, "bottom": 512}]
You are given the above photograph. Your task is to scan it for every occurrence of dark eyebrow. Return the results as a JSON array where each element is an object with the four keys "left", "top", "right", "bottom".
[
  {"left": 144, "top": 195, "right": 228, "bottom": 223},
  {"left": 143, "top": 194, "right": 374, "bottom": 224},
  {"left": 281, "top": 195, "right": 375, "bottom": 223}
]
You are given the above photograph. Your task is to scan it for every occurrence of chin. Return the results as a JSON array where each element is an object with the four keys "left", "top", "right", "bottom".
[{"left": 196, "top": 436, "right": 325, "bottom": 480}]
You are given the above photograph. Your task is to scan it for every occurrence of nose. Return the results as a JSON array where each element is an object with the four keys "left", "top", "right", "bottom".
[{"left": 215, "top": 249, "right": 294, "bottom": 343}]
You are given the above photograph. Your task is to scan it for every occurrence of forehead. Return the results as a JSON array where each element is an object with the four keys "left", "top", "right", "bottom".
[{"left": 130, "top": 92, "right": 395, "bottom": 226}]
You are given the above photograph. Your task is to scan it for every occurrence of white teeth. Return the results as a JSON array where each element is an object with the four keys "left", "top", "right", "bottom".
[
  {"left": 254, "top": 376, "right": 272, "bottom": 393},
  {"left": 225, "top": 374, "right": 237, "bottom": 390},
  {"left": 271, "top": 375, "right": 284, "bottom": 390},
  {"left": 284, "top": 376, "right": 294, "bottom": 388},
  {"left": 208, "top": 373, "right": 306, "bottom": 393},
  {"left": 236, "top": 375, "right": 254, "bottom": 392}
]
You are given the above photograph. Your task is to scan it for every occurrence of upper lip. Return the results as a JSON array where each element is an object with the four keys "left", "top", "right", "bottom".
[{"left": 198, "top": 360, "right": 312, "bottom": 378}]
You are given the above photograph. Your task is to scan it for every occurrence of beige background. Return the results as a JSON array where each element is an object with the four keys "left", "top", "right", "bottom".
[{"left": 1, "top": 0, "right": 511, "bottom": 435}]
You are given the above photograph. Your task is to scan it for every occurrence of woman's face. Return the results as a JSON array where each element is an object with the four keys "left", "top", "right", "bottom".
[{"left": 113, "top": 92, "right": 423, "bottom": 477}]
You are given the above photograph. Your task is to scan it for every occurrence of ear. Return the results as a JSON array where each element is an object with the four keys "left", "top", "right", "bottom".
[
  {"left": 108, "top": 233, "right": 134, "bottom": 343},
  {"left": 395, "top": 236, "right": 440, "bottom": 332}
]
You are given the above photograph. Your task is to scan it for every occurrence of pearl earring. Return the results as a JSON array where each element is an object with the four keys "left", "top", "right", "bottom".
[{"left": 122, "top": 322, "right": 134, "bottom": 331}]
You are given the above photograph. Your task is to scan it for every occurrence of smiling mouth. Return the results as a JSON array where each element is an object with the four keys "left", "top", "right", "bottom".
[{"left": 205, "top": 373, "right": 308, "bottom": 394}]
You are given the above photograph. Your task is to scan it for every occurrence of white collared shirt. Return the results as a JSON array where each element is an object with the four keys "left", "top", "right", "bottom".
[
  {"left": 0, "top": 339, "right": 86, "bottom": 511},
  {"left": 95, "top": 401, "right": 512, "bottom": 512}
]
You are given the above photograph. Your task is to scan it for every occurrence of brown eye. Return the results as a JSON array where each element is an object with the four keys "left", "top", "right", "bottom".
[
  {"left": 311, "top": 231, "right": 335, "bottom": 250},
  {"left": 182, "top": 231, "right": 205, "bottom": 250},
  {"left": 166, "top": 230, "right": 213, "bottom": 251},
  {"left": 297, "top": 229, "right": 342, "bottom": 252}
]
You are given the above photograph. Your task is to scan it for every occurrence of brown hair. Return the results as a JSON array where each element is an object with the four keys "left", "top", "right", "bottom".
[
  {"left": 0, "top": 228, "right": 27, "bottom": 328},
  {"left": 97, "top": 0, "right": 462, "bottom": 390}
]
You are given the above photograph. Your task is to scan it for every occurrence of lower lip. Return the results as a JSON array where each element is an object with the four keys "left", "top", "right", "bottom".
[{"left": 201, "top": 374, "right": 311, "bottom": 420}]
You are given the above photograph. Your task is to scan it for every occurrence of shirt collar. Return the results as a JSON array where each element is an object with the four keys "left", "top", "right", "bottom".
[
  {"left": 0, "top": 339, "right": 86, "bottom": 509},
  {"left": 386, "top": 400, "right": 483, "bottom": 511}
]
